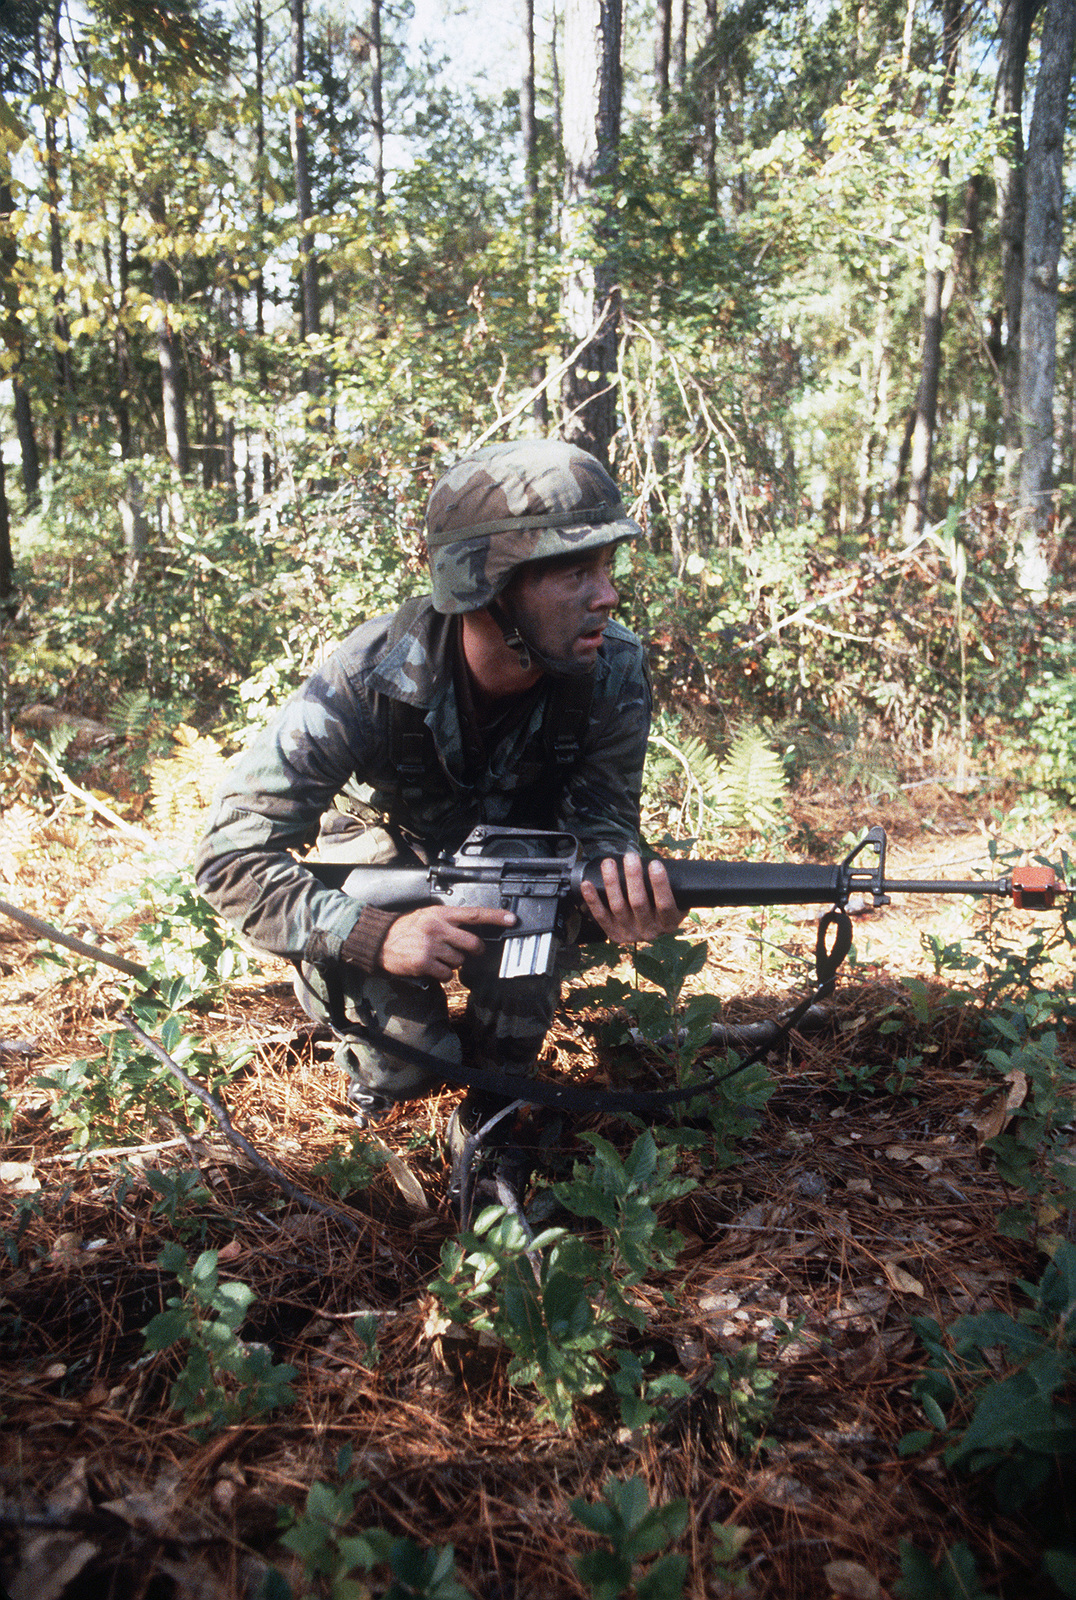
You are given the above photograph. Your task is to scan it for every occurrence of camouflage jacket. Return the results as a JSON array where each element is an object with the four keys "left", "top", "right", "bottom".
[{"left": 193, "top": 595, "right": 652, "bottom": 965}]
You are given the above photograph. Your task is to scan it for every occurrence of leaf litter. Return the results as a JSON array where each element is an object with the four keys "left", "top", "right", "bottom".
[{"left": 0, "top": 785, "right": 1072, "bottom": 1599}]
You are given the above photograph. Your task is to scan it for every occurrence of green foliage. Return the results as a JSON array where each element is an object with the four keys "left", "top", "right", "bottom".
[
  {"left": 551, "top": 1131, "right": 694, "bottom": 1307},
  {"left": 273, "top": 1448, "right": 469, "bottom": 1600},
  {"left": 112, "top": 862, "right": 253, "bottom": 1000},
  {"left": 431, "top": 1203, "right": 612, "bottom": 1430},
  {"left": 895, "top": 1541, "right": 998, "bottom": 1600},
  {"left": 569, "top": 1475, "right": 688, "bottom": 1600},
  {"left": 143, "top": 1243, "right": 297, "bottom": 1437},
  {"left": 707, "top": 1322, "right": 803, "bottom": 1454},
  {"left": 144, "top": 1166, "right": 214, "bottom": 1242},
  {"left": 35, "top": 983, "right": 246, "bottom": 1149},
  {"left": 904, "top": 1247, "right": 1076, "bottom": 1593},
  {"left": 430, "top": 1130, "right": 692, "bottom": 1431},
  {"left": 32, "top": 860, "right": 255, "bottom": 1150},
  {"left": 709, "top": 1522, "right": 753, "bottom": 1593},
  {"left": 978, "top": 1013, "right": 1076, "bottom": 1242},
  {"left": 834, "top": 1049, "right": 921, "bottom": 1098},
  {"left": 709, "top": 727, "right": 789, "bottom": 836},
  {"left": 569, "top": 932, "right": 774, "bottom": 1165},
  {"left": 642, "top": 719, "right": 787, "bottom": 847},
  {"left": 1023, "top": 633, "right": 1076, "bottom": 805},
  {"left": 311, "top": 1133, "right": 387, "bottom": 1199}
]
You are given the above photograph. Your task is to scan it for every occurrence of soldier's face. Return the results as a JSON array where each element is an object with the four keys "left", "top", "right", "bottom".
[{"left": 505, "top": 547, "right": 619, "bottom": 672}]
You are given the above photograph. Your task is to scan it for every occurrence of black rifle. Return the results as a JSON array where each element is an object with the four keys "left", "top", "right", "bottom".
[{"left": 306, "top": 824, "right": 1063, "bottom": 980}]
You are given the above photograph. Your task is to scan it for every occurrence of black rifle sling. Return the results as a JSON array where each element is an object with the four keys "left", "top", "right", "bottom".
[{"left": 316, "top": 904, "right": 852, "bottom": 1118}]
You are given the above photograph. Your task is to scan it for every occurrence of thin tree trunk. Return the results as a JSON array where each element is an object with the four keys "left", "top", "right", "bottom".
[
  {"left": 673, "top": 0, "right": 687, "bottom": 90},
  {"left": 522, "top": 0, "right": 549, "bottom": 428},
  {"left": 560, "top": 0, "right": 623, "bottom": 465},
  {"left": 114, "top": 179, "right": 150, "bottom": 578},
  {"left": 0, "top": 445, "right": 15, "bottom": 624},
  {"left": 290, "top": 0, "right": 320, "bottom": 348},
  {"left": 0, "top": 182, "right": 40, "bottom": 506},
  {"left": 1016, "top": 0, "right": 1076, "bottom": 589},
  {"left": 654, "top": 0, "right": 671, "bottom": 116},
  {"left": 38, "top": 3, "right": 73, "bottom": 463},
  {"left": 253, "top": 0, "right": 273, "bottom": 500},
  {"left": 902, "top": 0, "right": 961, "bottom": 542},
  {"left": 149, "top": 192, "right": 190, "bottom": 477},
  {"left": 993, "top": 0, "right": 1042, "bottom": 482}
]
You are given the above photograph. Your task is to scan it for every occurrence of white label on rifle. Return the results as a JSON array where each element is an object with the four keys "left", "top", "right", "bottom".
[{"left": 499, "top": 932, "right": 552, "bottom": 979}]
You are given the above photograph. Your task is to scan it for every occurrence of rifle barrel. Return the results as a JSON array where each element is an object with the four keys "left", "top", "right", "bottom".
[{"left": 883, "top": 878, "right": 1005, "bottom": 897}]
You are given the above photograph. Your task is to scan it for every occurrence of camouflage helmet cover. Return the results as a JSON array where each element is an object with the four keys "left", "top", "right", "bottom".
[{"left": 425, "top": 438, "right": 641, "bottom": 614}]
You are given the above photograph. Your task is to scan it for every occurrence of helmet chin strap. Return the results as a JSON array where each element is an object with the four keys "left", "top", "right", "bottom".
[{"left": 485, "top": 597, "right": 593, "bottom": 681}]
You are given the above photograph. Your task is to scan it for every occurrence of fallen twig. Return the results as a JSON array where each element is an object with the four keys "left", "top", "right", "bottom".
[
  {"left": 116, "top": 1011, "right": 363, "bottom": 1238},
  {"left": 0, "top": 899, "right": 151, "bottom": 983}
]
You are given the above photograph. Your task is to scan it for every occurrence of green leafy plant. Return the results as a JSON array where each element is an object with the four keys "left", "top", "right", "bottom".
[
  {"left": 273, "top": 1448, "right": 469, "bottom": 1600},
  {"left": 709, "top": 1521, "right": 753, "bottom": 1593},
  {"left": 706, "top": 1328, "right": 802, "bottom": 1455},
  {"left": 431, "top": 1202, "right": 612, "bottom": 1429},
  {"left": 895, "top": 1540, "right": 999, "bottom": 1600},
  {"left": 569, "top": 1475, "right": 688, "bottom": 1600},
  {"left": 311, "top": 1133, "right": 387, "bottom": 1199},
  {"left": 144, "top": 1165, "right": 215, "bottom": 1242},
  {"left": 708, "top": 725, "right": 789, "bottom": 837},
  {"left": 36, "top": 998, "right": 245, "bottom": 1148},
  {"left": 903, "top": 1246, "right": 1076, "bottom": 1595},
  {"left": 143, "top": 1243, "right": 297, "bottom": 1436},
  {"left": 431, "top": 1130, "right": 693, "bottom": 1430},
  {"left": 112, "top": 861, "right": 253, "bottom": 1001},
  {"left": 570, "top": 931, "right": 774, "bottom": 1167},
  {"left": 977, "top": 1012, "right": 1076, "bottom": 1241}
]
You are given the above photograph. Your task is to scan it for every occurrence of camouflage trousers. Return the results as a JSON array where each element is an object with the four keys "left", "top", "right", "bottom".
[{"left": 294, "top": 820, "right": 559, "bottom": 1103}]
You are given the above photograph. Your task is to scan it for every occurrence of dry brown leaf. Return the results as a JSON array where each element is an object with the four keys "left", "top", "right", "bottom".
[
  {"left": 823, "top": 1558, "right": 882, "bottom": 1600},
  {"left": 365, "top": 1135, "right": 429, "bottom": 1211},
  {"left": 1, "top": 1161, "right": 40, "bottom": 1193},
  {"left": 969, "top": 1070, "right": 1029, "bottom": 1144},
  {"left": 882, "top": 1260, "right": 924, "bottom": 1296}
]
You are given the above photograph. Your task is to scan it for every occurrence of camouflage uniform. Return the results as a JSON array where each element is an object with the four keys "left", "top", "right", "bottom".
[{"left": 193, "top": 440, "right": 649, "bottom": 1104}]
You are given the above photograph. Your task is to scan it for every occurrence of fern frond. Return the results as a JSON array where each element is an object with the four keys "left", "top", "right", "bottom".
[
  {"left": 708, "top": 727, "right": 788, "bottom": 835},
  {"left": 149, "top": 725, "right": 230, "bottom": 839},
  {"left": 113, "top": 690, "right": 158, "bottom": 741}
]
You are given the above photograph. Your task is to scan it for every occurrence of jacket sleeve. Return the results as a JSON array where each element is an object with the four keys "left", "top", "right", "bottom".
[
  {"left": 193, "top": 646, "right": 387, "bottom": 965},
  {"left": 557, "top": 628, "right": 652, "bottom": 859}
]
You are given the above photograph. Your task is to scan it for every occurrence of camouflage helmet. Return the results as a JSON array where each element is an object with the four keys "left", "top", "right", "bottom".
[{"left": 425, "top": 439, "right": 641, "bottom": 614}]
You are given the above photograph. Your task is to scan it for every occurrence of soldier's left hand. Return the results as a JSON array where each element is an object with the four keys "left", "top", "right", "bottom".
[{"left": 579, "top": 854, "right": 685, "bottom": 946}]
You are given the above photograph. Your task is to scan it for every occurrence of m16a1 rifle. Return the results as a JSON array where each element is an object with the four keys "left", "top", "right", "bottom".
[{"left": 307, "top": 823, "right": 1065, "bottom": 981}]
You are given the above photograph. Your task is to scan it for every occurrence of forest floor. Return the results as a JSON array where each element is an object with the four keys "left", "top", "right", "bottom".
[{"left": 0, "top": 762, "right": 1073, "bottom": 1600}]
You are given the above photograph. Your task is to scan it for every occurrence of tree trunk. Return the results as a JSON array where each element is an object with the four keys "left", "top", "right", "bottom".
[
  {"left": 38, "top": 3, "right": 73, "bottom": 463},
  {"left": 902, "top": 0, "right": 961, "bottom": 542},
  {"left": 115, "top": 192, "right": 151, "bottom": 577},
  {"left": 290, "top": 0, "right": 320, "bottom": 346},
  {"left": 0, "top": 444, "right": 15, "bottom": 625},
  {"left": 673, "top": 0, "right": 687, "bottom": 90},
  {"left": 522, "top": 0, "right": 549, "bottom": 428},
  {"left": 0, "top": 181, "right": 40, "bottom": 506},
  {"left": 148, "top": 193, "right": 190, "bottom": 477},
  {"left": 654, "top": 0, "right": 672, "bottom": 116},
  {"left": 560, "top": 0, "right": 622, "bottom": 465},
  {"left": 993, "top": 0, "right": 1042, "bottom": 482},
  {"left": 1016, "top": 0, "right": 1076, "bottom": 590}
]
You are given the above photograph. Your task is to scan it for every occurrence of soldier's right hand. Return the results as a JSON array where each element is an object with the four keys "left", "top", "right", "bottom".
[{"left": 378, "top": 905, "right": 518, "bottom": 982}]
